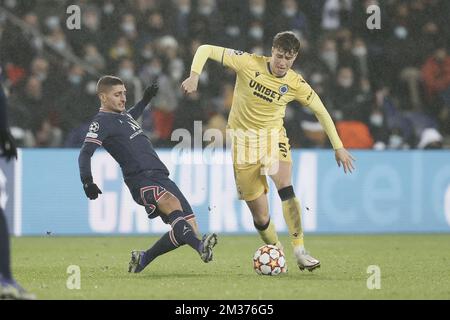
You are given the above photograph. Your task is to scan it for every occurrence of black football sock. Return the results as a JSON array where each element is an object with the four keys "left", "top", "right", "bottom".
[
  {"left": 140, "top": 231, "right": 179, "bottom": 268},
  {"left": 0, "top": 209, "right": 12, "bottom": 280},
  {"left": 167, "top": 210, "right": 201, "bottom": 253}
]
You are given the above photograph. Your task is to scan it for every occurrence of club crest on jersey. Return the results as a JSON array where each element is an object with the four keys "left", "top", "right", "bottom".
[
  {"left": 89, "top": 122, "right": 99, "bottom": 133},
  {"left": 234, "top": 50, "right": 244, "bottom": 55},
  {"left": 279, "top": 85, "right": 289, "bottom": 95}
]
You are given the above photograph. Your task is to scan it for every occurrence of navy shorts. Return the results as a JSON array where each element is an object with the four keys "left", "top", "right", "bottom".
[{"left": 124, "top": 170, "right": 195, "bottom": 224}]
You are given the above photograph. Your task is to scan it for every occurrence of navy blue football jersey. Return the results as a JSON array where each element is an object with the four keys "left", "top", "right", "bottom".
[{"left": 79, "top": 102, "right": 169, "bottom": 182}]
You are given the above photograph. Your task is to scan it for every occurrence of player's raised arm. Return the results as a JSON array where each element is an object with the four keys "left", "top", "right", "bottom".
[
  {"left": 181, "top": 45, "right": 224, "bottom": 94},
  {"left": 127, "top": 81, "right": 159, "bottom": 120},
  {"left": 181, "top": 45, "right": 251, "bottom": 94}
]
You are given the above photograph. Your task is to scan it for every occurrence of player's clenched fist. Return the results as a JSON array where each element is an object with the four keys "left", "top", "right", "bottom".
[
  {"left": 181, "top": 73, "right": 199, "bottom": 94},
  {"left": 83, "top": 182, "right": 102, "bottom": 200},
  {"left": 142, "top": 81, "right": 159, "bottom": 105}
]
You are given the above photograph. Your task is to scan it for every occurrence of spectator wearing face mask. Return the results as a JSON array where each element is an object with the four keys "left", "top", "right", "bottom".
[
  {"left": 109, "top": 37, "right": 134, "bottom": 66},
  {"left": 333, "top": 67, "right": 375, "bottom": 149},
  {"left": 66, "top": 7, "right": 106, "bottom": 56},
  {"left": 139, "top": 57, "right": 178, "bottom": 144},
  {"left": 55, "top": 65, "right": 91, "bottom": 136},
  {"left": 275, "top": 0, "right": 310, "bottom": 41},
  {"left": 246, "top": 0, "right": 277, "bottom": 43},
  {"left": 332, "top": 66, "right": 371, "bottom": 122},
  {"left": 321, "top": 0, "right": 339, "bottom": 31},
  {"left": 319, "top": 37, "right": 339, "bottom": 75},
  {"left": 46, "top": 28, "right": 73, "bottom": 54},
  {"left": 168, "top": 0, "right": 193, "bottom": 43},
  {"left": 83, "top": 44, "right": 106, "bottom": 71},
  {"left": 120, "top": 14, "right": 138, "bottom": 42},
  {"left": 247, "top": 20, "right": 265, "bottom": 45},
  {"left": 189, "top": 0, "right": 224, "bottom": 43}
]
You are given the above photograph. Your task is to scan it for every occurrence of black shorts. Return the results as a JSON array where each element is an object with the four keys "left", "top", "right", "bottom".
[{"left": 125, "top": 170, "right": 195, "bottom": 224}]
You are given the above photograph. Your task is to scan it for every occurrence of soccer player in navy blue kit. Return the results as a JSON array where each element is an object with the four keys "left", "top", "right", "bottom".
[
  {"left": 0, "top": 83, "right": 34, "bottom": 299},
  {"left": 78, "top": 76, "right": 217, "bottom": 273}
]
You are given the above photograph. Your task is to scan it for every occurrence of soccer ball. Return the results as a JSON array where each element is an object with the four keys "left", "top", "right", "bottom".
[{"left": 253, "top": 244, "right": 287, "bottom": 276}]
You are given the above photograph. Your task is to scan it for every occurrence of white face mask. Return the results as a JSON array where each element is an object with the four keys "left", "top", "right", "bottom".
[
  {"left": 389, "top": 134, "right": 403, "bottom": 148},
  {"left": 170, "top": 64, "right": 183, "bottom": 81},
  {"left": 141, "top": 50, "right": 154, "bottom": 60},
  {"left": 103, "top": 3, "right": 114, "bottom": 14},
  {"left": 352, "top": 46, "right": 367, "bottom": 57},
  {"left": 116, "top": 47, "right": 127, "bottom": 56},
  {"left": 199, "top": 6, "right": 213, "bottom": 15},
  {"left": 69, "top": 74, "right": 82, "bottom": 85},
  {"left": 338, "top": 77, "right": 353, "bottom": 88},
  {"left": 36, "top": 72, "right": 47, "bottom": 81},
  {"left": 54, "top": 41, "right": 66, "bottom": 51},
  {"left": 179, "top": 5, "right": 190, "bottom": 14},
  {"left": 394, "top": 26, "right": 408, "bottom": 39},
  {"left": 283, "top": 8, "right": 297, "bottom": 17},
  {"left": 333, "top": 110, "right": 343, "bottom": 121},
  {"left": 148, "top": 66, "right": 161, "bottom": 76},
  {"left": 311, "top": 73, "right": 323, "bottom": 84},
  {"left": 226, "top": 25, "right": 240, "bottom": 37},
  {"left": 121, "top": 22, "right": 135, "bottom": 34},
  {"left": 86, "top": 81, "right": 97, "bottom": 95},
  {"left": 5, "top": 0, "right": 17, "bottom": 9},
  {"left": 321, "top": 50, "right": 337, "bottom": 62},
  {"left": 249, "top": 27, "right": 263, "bottom": 40},
  {"left": 46, "top": 16, "right": 60, "bottom": 30},
  {"left": 119, "top": 68, "right": 134, "bottom": 81},
  {"left": 370, "top": 113, "right": 383, "bottom": 127},
  {"left": 250, "top": 6, "right": 265, "bottom": 17}
]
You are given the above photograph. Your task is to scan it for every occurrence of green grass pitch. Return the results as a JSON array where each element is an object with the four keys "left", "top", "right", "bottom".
[{"left": 11, "top": 234, "right": 450, "bottom": 299}]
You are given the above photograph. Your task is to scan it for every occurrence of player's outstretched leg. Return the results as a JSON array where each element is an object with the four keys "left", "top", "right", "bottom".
[
  {"left": 156, "top": 193, "right": 218, "bottom": 263},
  {"left": 128, "top": 230, "right": 180, "bottom": 273},
  {"left": 129, "top": 210, "right": 218, "bottom": 273}
]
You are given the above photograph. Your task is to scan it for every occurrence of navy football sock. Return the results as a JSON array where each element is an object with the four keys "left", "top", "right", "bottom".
[
  {"left": 0, "top": 208, "right": 12, "bottom": 280},
  {"left": 140, "top": 231, "right": 178, "bottom": 268},
  {"left": 167, "top": 210, "right": 201, "bottom": 253}
]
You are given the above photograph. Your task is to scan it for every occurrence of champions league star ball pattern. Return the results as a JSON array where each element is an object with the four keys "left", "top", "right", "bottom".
[{"left": 253, "top": 245, "right": 287, "bottom": 276}]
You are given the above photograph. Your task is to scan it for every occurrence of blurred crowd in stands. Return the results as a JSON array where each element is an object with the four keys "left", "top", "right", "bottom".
[{"left": 0, "top": 0, "right": 449, "bottom": 149}]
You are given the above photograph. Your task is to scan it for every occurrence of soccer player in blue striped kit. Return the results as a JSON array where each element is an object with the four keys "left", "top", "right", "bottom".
[
  {"left": 78, "top": 76, "right": 217, "bottom": 273},
  {"left": 0, "top": 83, "right": 35, "bottom": 299}
]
